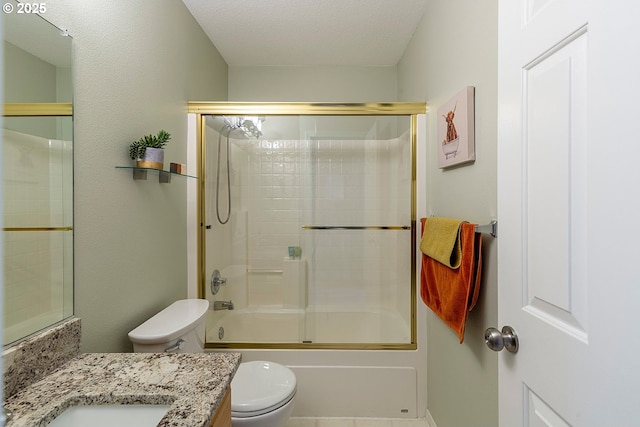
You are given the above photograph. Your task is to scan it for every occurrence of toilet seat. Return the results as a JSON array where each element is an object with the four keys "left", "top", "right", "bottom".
[{"left": 231, "top": 361, "right": 297, "bottom": 418}]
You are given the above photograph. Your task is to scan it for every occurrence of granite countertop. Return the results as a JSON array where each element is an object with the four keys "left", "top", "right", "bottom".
[{"left": 5, "top": 352, "right": 241, "bottom": 427}]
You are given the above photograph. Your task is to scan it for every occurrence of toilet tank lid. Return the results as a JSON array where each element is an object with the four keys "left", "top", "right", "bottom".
[{"left": 128, "top": 299, "right": 209, "bottom": 344}]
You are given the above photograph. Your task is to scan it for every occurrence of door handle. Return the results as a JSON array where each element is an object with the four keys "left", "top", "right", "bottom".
[{"left": 484, "top": 326, "right": 519, "bottom": 353}]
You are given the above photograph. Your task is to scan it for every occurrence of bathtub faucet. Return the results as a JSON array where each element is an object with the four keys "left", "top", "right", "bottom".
[{"left": 213, "top": 300, "right": 234, "bottom": 311}]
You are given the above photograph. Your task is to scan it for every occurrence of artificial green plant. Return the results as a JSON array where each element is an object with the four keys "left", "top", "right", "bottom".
[{"left": 128, "top": 129, "right": 171, "bottom": 160}]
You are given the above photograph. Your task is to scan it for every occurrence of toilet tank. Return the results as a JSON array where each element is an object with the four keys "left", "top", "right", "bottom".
[{"left": 128, "top": 299, "right": 209, "bottom": 353}]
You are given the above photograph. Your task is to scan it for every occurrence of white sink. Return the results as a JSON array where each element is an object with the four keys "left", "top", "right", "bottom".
[{"left": 46, "top": 404, "right": 171, "bottom": 427}]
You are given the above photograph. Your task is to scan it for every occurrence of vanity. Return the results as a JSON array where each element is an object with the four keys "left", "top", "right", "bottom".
[{"left": 3, "top": 319, "right": 240, "bottom": 427}]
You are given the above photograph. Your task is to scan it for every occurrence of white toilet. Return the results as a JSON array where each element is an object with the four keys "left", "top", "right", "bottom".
[
  {"left": 230, "top": 360, "right": 296, "bottom": 427},
  {"left": 128, "top": 299, "right": 297, "bottom": 427}
]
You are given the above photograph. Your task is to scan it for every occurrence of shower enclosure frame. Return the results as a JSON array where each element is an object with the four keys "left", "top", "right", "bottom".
[{"left": 188, "top": 102, "right": 425, "bottom": 350}]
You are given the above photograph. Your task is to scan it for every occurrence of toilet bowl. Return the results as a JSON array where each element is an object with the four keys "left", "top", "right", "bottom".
[
  {"left": 128, "top": 299, "right": 297, "bottom": 427},
  {"left": 230, "top": 361, "right": 296, "bottom": 427}
]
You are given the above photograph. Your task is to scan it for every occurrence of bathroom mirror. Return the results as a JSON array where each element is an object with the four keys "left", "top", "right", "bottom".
[{"left": 2, "top": 0, "right": 74, "bottom": 346}]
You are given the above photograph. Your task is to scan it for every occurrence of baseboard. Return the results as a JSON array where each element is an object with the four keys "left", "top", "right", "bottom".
[{"left": 425, "top": 410, "right": 438, "bottom": 427}]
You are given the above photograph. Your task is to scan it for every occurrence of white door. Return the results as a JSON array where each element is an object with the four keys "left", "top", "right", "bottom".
[{"left": 497, "top": 1, "right": 640, "bottom": 426}]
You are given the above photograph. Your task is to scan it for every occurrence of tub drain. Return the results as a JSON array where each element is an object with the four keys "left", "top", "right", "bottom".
[{"left": 218, "top": 327, "right": 225, "bottom": 340}]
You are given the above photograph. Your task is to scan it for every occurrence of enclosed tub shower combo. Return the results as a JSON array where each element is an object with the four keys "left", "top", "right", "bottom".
[{"left": 188, "top": 102, "right": 426, "bottom": 418}]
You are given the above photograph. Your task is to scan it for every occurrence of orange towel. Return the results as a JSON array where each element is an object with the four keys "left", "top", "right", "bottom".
[{"left": 420, "top": 217, "right": 483, "bottom": 343}]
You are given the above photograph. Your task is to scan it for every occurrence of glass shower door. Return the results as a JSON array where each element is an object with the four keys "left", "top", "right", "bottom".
[
  {"left": 3, "top": 116, "right": 73, "bottom": 345},
  {"left": 200, "top": 108, "right": 416, "bottom": 348},
  {"left": 300, "top": 117, "right": 413, "bottom": 345}
]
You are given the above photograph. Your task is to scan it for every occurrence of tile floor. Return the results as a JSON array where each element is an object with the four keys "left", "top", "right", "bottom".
[{"left": 285, "top": 418, "right": 433, "bottom": 427}]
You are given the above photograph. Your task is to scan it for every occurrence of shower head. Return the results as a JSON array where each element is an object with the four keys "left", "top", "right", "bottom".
[
  {"left": 241, "top": 119, "right": 262, "bottom": 138},
  {"left": 206, "top": 116, "right": 264, "bottom": 139}
]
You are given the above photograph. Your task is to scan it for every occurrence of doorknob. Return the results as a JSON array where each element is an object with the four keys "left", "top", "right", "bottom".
[{"left": 484, "top": 326, "right": 519, "bottom": 353}]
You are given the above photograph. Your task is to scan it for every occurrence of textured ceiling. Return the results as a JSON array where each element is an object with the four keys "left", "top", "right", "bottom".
[{"left": 181, "top": 0, "right": 429, "bottom": 66}]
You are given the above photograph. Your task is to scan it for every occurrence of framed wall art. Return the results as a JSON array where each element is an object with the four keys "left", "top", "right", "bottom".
[{"left": 437, "top": 86, "right": 475, "bottom": 168}]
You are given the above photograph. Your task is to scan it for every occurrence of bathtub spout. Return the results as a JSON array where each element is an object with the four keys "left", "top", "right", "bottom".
[{"left": 214, "top": 300, "right": 234, "bottom": 311}]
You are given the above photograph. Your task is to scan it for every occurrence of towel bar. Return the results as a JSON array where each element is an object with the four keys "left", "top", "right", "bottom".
[
  {"left": 302, "top": 225, "right": 411, "bottom": 230},
  {"left": 475, "top": 220, "right": 497, "bottom": 238},
  {"left": 247, "top": 269, "right": 284, "bottom": 274},
  {"left": 3, "top": 226, "right": 73, "bottom": 232}
]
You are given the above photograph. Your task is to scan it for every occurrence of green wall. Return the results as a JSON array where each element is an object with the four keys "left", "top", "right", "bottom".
[
  {"left": 43, "top": 0, "right": 228, "bottom": 352},
  {"left": 398, "top": 1, "right": 499, "bottom": 426}
]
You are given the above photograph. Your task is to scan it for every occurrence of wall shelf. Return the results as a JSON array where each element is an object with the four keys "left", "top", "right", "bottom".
[{"left": 115, "top": 166, "right": 197, "bottom": 183}]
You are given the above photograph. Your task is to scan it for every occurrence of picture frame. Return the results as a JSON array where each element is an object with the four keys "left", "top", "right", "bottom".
[{"left": 437, "top": 86, "right": 475, "bottom": 168}]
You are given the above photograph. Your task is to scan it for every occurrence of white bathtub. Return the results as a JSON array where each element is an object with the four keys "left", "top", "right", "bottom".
[
  {"left": 205, "top": 307, "right": 422, "bottom": 419},
  {"left": 207, "top": 307, "right": 411, "bottom": 344}
]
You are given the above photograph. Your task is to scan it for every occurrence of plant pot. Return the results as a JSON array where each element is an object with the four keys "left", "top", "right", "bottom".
[{"left": 136, "top": 147, "right": 164, "bottom": 170}]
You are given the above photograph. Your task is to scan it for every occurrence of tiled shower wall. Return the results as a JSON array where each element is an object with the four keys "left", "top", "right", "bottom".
[{"left": 235, "top": 133, "right": 412, "bottom": 312}]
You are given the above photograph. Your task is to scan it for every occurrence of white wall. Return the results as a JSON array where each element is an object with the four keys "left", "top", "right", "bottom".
[
  {"left": 229, "top": 65, "right": 397, "bottom": 102},
  {"left": 398, "top": 1, "right": 499, "bottom": 426},
  {"left": 41, "top": 0, "right": 228, "bottom": 352}
]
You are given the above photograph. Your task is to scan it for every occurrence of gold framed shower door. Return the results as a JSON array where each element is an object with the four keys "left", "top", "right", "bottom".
[{"left": 189, "top": 102, "right": 425, "bottom": 350}]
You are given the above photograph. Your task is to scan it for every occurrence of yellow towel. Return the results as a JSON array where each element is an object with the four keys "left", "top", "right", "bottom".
[{"left": 420, "top": 217, "right": 467, "bottom": 268}]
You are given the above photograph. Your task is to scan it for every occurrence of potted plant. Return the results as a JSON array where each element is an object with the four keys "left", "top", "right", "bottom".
[{"left": 129, "top": 129, "right": 171, "bottom": 170}]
